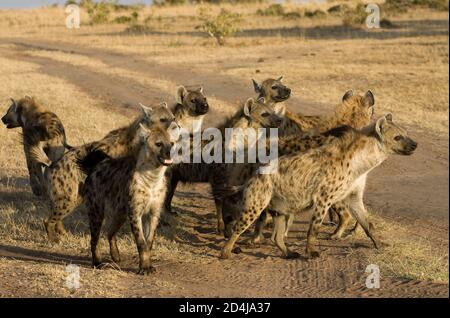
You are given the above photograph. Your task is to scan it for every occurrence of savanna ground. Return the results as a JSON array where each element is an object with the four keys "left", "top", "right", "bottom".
[{"left": 0, "top": 0, "right": 448, "bottom": 297}]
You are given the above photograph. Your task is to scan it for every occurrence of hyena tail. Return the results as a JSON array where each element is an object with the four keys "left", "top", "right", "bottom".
[
  {"left": 76, "top": 148, "right": 110, "bottom": 176},
  {"left": 28, "top": 145, "right": 52, "bottom": 168},
  {"left": 214, "top": 184, "right": 245, "bottom": 200},
  {"left": 64, "top": 141, "right": 73, "bottom": 150}
]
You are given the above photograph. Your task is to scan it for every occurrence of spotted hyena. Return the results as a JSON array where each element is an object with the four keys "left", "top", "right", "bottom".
[
  {"left": 1, "top": 96, "right": 71, "bottom": 196},
  {"left": 221, "top": 113, "right": 417, "bottom": 259},
  {"left": 31, "top": 103, "right": 177, "bottom": 243},
  {"left": 82, "top": 125, "right": 175, "bottom": 275}
]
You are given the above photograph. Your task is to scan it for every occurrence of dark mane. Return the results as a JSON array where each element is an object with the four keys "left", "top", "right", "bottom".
[{"left": 321, "top": 125, "right": 354, "bottom": 138}]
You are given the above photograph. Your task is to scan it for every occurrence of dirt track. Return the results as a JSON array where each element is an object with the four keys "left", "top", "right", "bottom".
[{"left": 0, "top": 38, "right": 448, "bottom": 297}]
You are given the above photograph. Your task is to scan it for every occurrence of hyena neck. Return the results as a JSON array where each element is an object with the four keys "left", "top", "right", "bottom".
[
  {"left": 346, "top": 134, "right": 387, "bottom": 178},
  {"left": 134, "top": 148, "right": 167, "bottom": 186},
  {"left": 174, "top": 105, "right": 204, "bottom": 135}
]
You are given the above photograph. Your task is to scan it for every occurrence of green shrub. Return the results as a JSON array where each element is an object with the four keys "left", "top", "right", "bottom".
[
  {"left": 256, "top": 4, "right": 285, "bottom": 16},
  {"left": 154, "top": 0, "right": 187, "bottom": 6},
  {"left": 342, "top": 3, "right": 367, "bottom": 27},
  {"left": 65, "top": 0, "right": 78, "bottom": 5},
  {"left": 83, "top": 1, "right": 112, "bottom": 25},
  {"left": 327, "top": 4, "right": 350, "bottom": 16},
  {"left": 413, "top": 0, "right": 449, "bottom": 10},
  {"left": 304, "top": 9, "right": 326, "bottom": 19},
  {"left": 382, "top": 0, "right": 449, "bottom": 15},
  {"left": 196, "top": 8, "right": 241, "bottom": 46},
  {"left": 283, "top": 11, "right": 302, "bottom": 19}
]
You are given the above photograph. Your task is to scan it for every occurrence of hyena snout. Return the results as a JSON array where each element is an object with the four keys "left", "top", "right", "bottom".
[
  {"left": 1, "top": 114, "right": 19, "bottom": 128},
  {"left": 403, "top": 138, "right": 418, "bottom": 155},
  {"left": 271, "top": 115, "right": 284, "bottom": 128},
  {"left": 275, "top": 87, "right": 291, "bottom": 101},
  {"left": 159, "top": 145, "right": 173, "bottom": 166},
  {"left": 195, "top": 101, "right": 209, "bottom": 115}
]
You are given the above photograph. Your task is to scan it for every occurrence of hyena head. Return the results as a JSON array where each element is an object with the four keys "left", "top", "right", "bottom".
[
  {"left": 243, "top": 97, "right": 284, "bottom": 128},
  {"left": 138, "top": 124, "right": 177, "bottom": 167},
  {"left": 252, "top": 76, "right": 291, "bottom": 104},
  {"left": 176, "top": 85, "right": 209, "bottom": 116},
  {"left": 337, "top": 90, "right": 375, "bottom": 128},
  {"left": 2, "top": 97, "right": 34, "bottom": 129},
  {"left": 374, "top": 113, "right": 417, "bottom": 156},
  {"left": 139, "top": 102, "right": 179, "bottom": 134}
]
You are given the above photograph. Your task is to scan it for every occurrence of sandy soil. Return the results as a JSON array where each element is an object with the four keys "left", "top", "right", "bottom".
[{"left": 0, "top": 27, "right": 448, "bottom": 297}]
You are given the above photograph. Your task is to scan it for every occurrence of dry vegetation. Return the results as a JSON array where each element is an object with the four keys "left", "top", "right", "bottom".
[{"left": 0, "top": 0, "right": 448, "bottom": 297}]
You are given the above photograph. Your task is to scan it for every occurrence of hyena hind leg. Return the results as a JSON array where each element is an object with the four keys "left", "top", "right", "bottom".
[{"left": 107, "top": 213, "right": 127, "bottom": 264}]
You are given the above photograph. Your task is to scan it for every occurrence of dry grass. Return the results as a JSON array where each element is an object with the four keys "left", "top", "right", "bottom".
[{"left": 363, "top": 212, "right": 449, "bottom": 283}]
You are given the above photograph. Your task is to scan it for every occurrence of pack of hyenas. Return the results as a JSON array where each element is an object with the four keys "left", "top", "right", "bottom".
[{"left": 2, "top": 78, "right": 417, "bottom": 274}]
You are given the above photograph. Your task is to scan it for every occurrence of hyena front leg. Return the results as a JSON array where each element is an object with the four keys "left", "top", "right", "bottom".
[
  {"left": 24, "top": 148, "right": 45, "bottom": 196},
  {"left": 221, "top": 207, "right": 265, "bottom": 259},
  {"left": 130, "top": 210, "right": 156, "bottom": 275},
  {"left": 221, "top": 180, "right": 272, "bottom": 259},
  {"left": 306, "top": 202, "right": 330, "bottom": 258},
  {"left": 344, "top": 192, "right": 381, "bottom": 249}
]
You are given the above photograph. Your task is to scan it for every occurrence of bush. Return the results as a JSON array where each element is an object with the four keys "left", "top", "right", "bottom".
[
  {"left": 342, "top": 3, "right": 367, "bottom": 27},
  {"left": 154, "top": 0, "right": 187, "bottom": 5},
  {"left": 256, "top": 4, "right": 301, "bottom": 19},
  {"left": 283, "top": 11, "right": 302, "bottom": 19},
  {"left": 256, "top": 4, "right": 285, "bottom": 16},
  {"left": 83, "top": 1, "right": 112, "bottom": 25},
  {"left": 327, "top": 4, "right": 350, "bottom": 16},
  {"left": 413, "top": 0, "right": 449, "bottom": 10},
  {"left": 114, "top": 11, "right": 139, "bottom": 24},
  {"left": 304, "top": 9, "right": 326, "bottom": 19},
  {"left": 382, "top": 0, "right": 449, "bottom": 15},
  {"left": 196, "top": 8, "right": 241, "bottom": 46}
]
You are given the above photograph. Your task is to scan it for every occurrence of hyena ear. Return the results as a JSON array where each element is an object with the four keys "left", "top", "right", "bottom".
[
  {"left": 244, "top": 98, "right": 254, "bottom": 117},
  {"left": 342, "top": 90, "right": 354, "bottom": 102},
  {"left": 25, "top": 95, "right": 32, "bottom": 100},
  {"left": 139, "top": 103, "right": 153, "bottom": 119},
  {"left": 198, "top": 86, "right": 204, "bottom": 94},
  {"left": 138, "top": 123, "right": 150, "bottom": 140},
  {"left": 168, "top": 122, "right": 181, "bottom": 142},
  {"left": 10, "top": 98, "right": 17, "bottom": 111},
  {"left": 375, "top": 114, "right": 391, "bottom": 139},
  {"left": 257, "top": 96, "right": 265, "bottom": 104},
  {"left": 363, "top": 90, "right": 375, "bottom": 107},
  {"left": 176, "top": 86, "right": 188, "bottom": 104},
  {"left": 252, "top": 79, "right": 262, "bottom": 94},
  {"left": 160, "top": 102, "right": 168, "bottom": 109},
  {"left": 385, "top": 112, "right": 393, "bottom": 122},
  {"left": 277, "top": 76, "right": 284, "bottom": 82}
]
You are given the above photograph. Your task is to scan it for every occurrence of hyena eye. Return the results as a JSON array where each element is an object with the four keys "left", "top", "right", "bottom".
[
  {"left": 155, "top": 142, "right": 163, "bottom": 147},
  {"left": 160, "top": 118, "right": 167, "bottom": 123},
  {"left": 271, "top": 86, "right": 278, "bottom": 89},
  {"left": 394, "top": 135, "right": 403, "bottom": 141},
  {"left": 261, "top": 112, "right": 270, "bottom": 117},
  {"left": 191, "top": 99, "right": 196, "bottom": 103}
]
